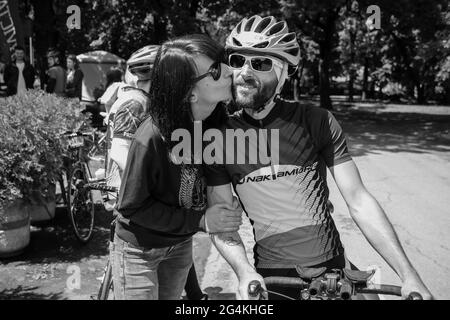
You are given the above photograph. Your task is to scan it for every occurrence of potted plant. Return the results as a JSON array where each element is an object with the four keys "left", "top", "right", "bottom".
[{"left": 0, "top": 90, "right": 87, "bottom": 257}]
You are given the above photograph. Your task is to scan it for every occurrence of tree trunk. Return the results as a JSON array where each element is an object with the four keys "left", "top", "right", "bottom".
[
  {"left": 319, "top": 57, "right": 332, "bottom": 109},
  {"left": 31, "top": 0, "right": 56, "bottom": 89},
  {"left": 348, "top": 73, "right": 355, "bottom": 102},
  {"left": 416, "top": 83, "right": 426, "bottom": 104},
  {"left": 347, "top": 28, "right": 356, "bottom": 103},
  {"left": 153, "top": 1, "right": 168, "bottom": 43},
  {"left": 294, "top": 79, "right": 300, "bottom": 100},
  {"left": 294, "top": 60, "right": 305, "bottom": 100},
  {"left": 368, "top": 80, "right": 376, "bottom": 99},
  {"left": 317, "top": 11, "right": 337, "bottom": 110},
  {"left": 362, "top": 57, "right": 369, "bottom": 100}
]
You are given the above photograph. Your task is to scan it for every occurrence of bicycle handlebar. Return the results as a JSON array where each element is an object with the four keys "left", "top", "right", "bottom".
[
  {"left": 248, "top": 278, "right": 423, "bottom": 300},
  {"left": 60, "top": 131, "right": 94, "bottom": 138},
  {"left": 264, "top": 277, "right": 307, "bottom": 287}
]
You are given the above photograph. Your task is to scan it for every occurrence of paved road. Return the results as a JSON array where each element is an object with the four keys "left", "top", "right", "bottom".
[{"left": 194, "top": 103, "right": 450, "bottom": 300}]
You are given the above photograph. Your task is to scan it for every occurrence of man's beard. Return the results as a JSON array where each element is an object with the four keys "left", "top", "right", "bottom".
[{"left": 233, "top": 77, "right": 277, "bottom": 111}]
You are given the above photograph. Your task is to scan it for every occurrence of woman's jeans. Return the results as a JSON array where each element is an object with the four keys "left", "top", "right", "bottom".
[{"left": 111, "top": 234, "right": 193, "bottom": 300}]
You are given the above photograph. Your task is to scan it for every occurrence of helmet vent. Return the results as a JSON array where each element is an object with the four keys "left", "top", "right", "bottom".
[
  {"left": 236, "top": 21, "right": 243, "bottom": 34},
  {"left": 232, "top": 37, "right": 243, "bottom": 47},
  {"left": 286, "top": 47, "right": 300, "bottom": 57},
  {"left": 253, "top": 41, "right": 269, "bottom": 49},
  {"left": 245, "top": 16, "right": 257, "bottom": 31},
  {"left": 266, "top": 21, "right": 284, "bottom": 36},
  {"left": 254, "top": 17, "right": 272, "bottom": 33},
  {"left": 279, "top": 33, "right": 296, "bottom": 43}
]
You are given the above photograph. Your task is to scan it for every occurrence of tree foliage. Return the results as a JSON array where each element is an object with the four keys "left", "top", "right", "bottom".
[{"left": 15, "top": 0, "right": 450, "bottom": 106}]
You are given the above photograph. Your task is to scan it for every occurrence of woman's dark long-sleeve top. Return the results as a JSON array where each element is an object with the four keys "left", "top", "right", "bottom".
[
  {"left": 114, "top": 116, "right": 207, "bottom": 248},
  {"left": 65, "top": 69, "right": 84, "bottom": 99}
]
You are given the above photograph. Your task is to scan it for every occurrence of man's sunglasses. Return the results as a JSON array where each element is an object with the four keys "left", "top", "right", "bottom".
[
  {"left": 192, "top": 60, "right": 222, "bottom": 83},
  {"left": 228, "top": 53, "right": 279, "bottom": 73}
]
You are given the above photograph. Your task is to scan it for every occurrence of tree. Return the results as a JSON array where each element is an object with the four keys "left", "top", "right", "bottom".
[
  {"left": 281, "top": 0, "right": 347, "bottom": 109},
  {"left": 370, "top": 0, "right": 449, "bottom": 103}
]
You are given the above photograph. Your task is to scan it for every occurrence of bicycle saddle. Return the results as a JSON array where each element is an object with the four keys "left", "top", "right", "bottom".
[
  {"left": 342, "top": 269, "right": 375, "bottom": 284},
  {"left": 295, "top": 266, "right": 327, "bottom": 280}
]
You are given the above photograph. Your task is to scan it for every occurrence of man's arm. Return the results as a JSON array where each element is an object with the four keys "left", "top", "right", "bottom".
[
  {"left": 110, "top": 137, "right": 131, "bottom": 174},
  {"left": 208, "top": 184, "right": 266, "bottom": 300},
  {"left": 331, "top": 160, "right": 433, "bottom": 299}
]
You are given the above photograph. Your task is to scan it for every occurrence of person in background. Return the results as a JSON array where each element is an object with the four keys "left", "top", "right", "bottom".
[
  {"left": 3, "top": 46, "right": 35, "bottom": 96},
  {"left": 45, "top": 49, "right": 66, "bottom": 96},
  {"left": 0, "top": 60, "right": 6, "bottom": 97},
  {"left": 98, "top": 67, "right": 128, "bottom": 115},
  {"left": 65, "top": 54, "right": 84, "bottom": 99},
  {"left": 105, "top": 67, "right": 124, "bottom": 91}
]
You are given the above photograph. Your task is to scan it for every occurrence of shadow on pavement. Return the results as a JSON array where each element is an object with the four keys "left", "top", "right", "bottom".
[
  {"left": 1, "top": 205, "right": 113, "bottom": 266},
  {"left": 331, "top": 103, "right": 450, "bottom": 157},
  {"left": 0, "top": 286, "right": 66, "bottom": 300}
]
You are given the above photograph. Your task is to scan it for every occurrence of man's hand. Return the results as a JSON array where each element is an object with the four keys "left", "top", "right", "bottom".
[
  {"left": 205, "top": 199, "right": 242, "bottom": 233},
  {"left": 237, "top": 271, "right": 267, "bottom": 300},
  {"left": 401, "top": 274, "right": 433, "bottom": 300}
]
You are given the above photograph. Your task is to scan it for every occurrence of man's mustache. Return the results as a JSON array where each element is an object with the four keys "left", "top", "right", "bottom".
[{"left": 234, "top": 78, "right": 259, "bottom": 88}]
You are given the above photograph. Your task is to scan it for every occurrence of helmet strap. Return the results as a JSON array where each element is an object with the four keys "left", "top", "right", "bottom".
[{"left": 254, "top": 62, "right": 289, "bottom": 113}]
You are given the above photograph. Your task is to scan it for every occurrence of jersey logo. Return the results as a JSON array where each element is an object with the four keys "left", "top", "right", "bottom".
[{"left": 234, "top": 163, "right": 317, "bottom": 185}]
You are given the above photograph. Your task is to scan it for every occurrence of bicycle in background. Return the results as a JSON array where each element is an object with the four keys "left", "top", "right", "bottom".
[{"left": 58, "top": 130, "right": 118, "bottom": 243}]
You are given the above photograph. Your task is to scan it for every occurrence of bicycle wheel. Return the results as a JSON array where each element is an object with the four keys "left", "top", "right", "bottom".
[
  {"left": 97, "top": 259, "right": 114, "bottom": 300},
  {"left": 67, "top": 164, "right": 95, "bottom": 243}
]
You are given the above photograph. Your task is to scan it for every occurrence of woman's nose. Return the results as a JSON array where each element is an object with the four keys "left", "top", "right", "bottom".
[{"left": 222, "top": 63, "right": 233, "bottom": 78}]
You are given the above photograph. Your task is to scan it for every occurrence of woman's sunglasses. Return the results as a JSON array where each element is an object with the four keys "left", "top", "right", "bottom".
[
  {"left": 192, "top": 60, "right": 222, "bottom": 83},
  {"left": 228, "top": 53, "right": 278, "bottom": 73}
]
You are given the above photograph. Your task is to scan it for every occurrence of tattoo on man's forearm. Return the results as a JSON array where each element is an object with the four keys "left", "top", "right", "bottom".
[{"left": 210, "top": 232, "right": 242, "bottom": 246}]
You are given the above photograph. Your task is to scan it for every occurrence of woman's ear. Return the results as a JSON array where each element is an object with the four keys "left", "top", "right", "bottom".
[{"left": 189, "top": 91, "right": 198, "bottom": 103}]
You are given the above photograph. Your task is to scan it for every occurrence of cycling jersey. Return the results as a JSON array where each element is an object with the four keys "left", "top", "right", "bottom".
[
  {"left": 104, "top": 87, "right": 150, "bottom": 210},
  {"left": 205, "top": 99, "right": 352, "bottom": 268}
]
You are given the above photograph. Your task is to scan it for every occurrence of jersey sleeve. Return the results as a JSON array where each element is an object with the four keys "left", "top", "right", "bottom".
[
  {"left": 113, "top": 100, "right": 147, "bottom": 140},
  {"left": 204, "top": 163, "right": 232, "bottom": 187},
  {"left": 318, "top": 110, "right": 352, "bottom": 168}
]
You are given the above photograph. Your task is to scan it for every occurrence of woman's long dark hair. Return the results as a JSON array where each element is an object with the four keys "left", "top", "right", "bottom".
[
  {"left": 149, "top": 34, "right": 228, "bottom": 149},
  {"left": 66, "top": 54, "right": 80, "bottom": 70}
]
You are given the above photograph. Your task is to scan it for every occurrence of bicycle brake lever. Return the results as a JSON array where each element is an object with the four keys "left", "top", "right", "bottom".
[
  {"left": 406, "top": 292, "right": 423, "bottom": 300},
  {"left": 248, "top": 280, "right": 263, "bottom": 299}
]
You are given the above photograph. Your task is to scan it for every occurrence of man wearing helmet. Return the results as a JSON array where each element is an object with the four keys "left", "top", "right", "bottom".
[
  {"left": 205, "top": 15, "right": 433, "bottom": 300},
  {"left": 104, "top": 45, "right": 159, "bottom": 211}
]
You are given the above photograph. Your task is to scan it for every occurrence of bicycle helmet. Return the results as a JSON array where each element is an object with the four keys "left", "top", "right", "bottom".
[
  {"left": 226, "top": 15, "right": 300, "bottom": 67},
  {"left": 226, "top": 16, "right": 300, "bottom": 112},
  {"left": 127, "top": 45, "right": 160, "bottom": 81}
]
